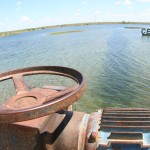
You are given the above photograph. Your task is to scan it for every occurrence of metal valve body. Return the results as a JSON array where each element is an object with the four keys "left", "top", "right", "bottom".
[
  {"left": 0, "top": 109, "right": 101, "bottom": 150},
  {"left": 0, "top": 66, "right": 150, "bottom": 150},
  {"left": 1, "top": 108, "right": 150, "bottom": 150}
]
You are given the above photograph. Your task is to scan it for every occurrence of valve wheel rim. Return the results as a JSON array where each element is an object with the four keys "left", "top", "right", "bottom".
[{"left": 0, "top": 66, "right": 86, "bottom": 123}]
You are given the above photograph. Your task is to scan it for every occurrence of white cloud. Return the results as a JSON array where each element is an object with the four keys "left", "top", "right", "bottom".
[
  {"left": 16, "top": 1, "right": 22, "bottom": 11},
  {"left": 74, "top": 9, "right": 81, "bottom": 17},
  {"left": 145, "top": 8, "right": 150, "bottom": 16},
  {"left": 82, "top": 1, "right": 87, "bottom": 5},
  {"left": 75, "top": 12, "right": 81, "bottom": 17},
  {"left": 89, "top": 10, "right": 101, "bottom": 22},
  {"left": 17, "top": 1, "right": 22, "bottom": 5},
  {"left": 138, "top": 0, "right": 150, "bottom": 2},
  {"left": 16, "top": 7, "right": 22, "bottom": 11},
  {"left": 19, "top": 16, "right": 31, "bottom": 22},
  {"left": 45, "top": 17, "right": 53, "bottom": 22},
  {"left": 105, "top": 12, "right": 134, "bottom": 21},
  {"left": 124, "top": 0, "right": 133, "bottom": 5},
  {"left": 128, "top": 5, "right": 133, "bottom": 9},
  {"left": 115, "top": 0, "right": 133, "bottom": 7},
  {"left": 5, "top": 18, "right": 9, "bottom": 21},
  {"left": 115, "top": 1, "right": 121, "bottom": 4},
  {"left": 93, "top": 10, "right": 101, "bottom": 16},
  {"left": 103, "top": 10, "right": 150, "bottom": 22}
]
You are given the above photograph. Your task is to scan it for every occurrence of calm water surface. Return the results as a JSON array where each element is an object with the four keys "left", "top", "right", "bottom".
[{"left": 0, "top": 24, "right": 150, "bottom": 112}]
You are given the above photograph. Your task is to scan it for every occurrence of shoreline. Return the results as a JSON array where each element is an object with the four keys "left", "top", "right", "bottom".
[{"left": 0, "top": 21, "right": 150, "bottom": 37}]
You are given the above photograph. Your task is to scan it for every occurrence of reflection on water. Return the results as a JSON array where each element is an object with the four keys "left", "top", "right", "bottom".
[{"left": 0, "top": 24, "right": 150, "bottom": 112}]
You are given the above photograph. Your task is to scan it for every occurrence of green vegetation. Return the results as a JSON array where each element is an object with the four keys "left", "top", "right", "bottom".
[
  {"left": 0, "top": 28, "right": 40, "bottom": 37},
  {"left": 0, "top": 31, "right": 21, "bottom": 37},
  {"left": 124, "top": 27, "right": 143, "bottom": 29},
  {"left": 49, "top": 30, "right": 83, "bottom": 35},
  {"left": 0, "top": 21, "right": 150, "bottom": 37}
]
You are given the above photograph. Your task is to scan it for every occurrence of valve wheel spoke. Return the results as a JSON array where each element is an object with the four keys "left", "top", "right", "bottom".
[
  {"left": 12, "top": 74, "right": 29, "bottom": 94},
  {"left": 44, "top": 85, "right": 79, "bottom": 103}
]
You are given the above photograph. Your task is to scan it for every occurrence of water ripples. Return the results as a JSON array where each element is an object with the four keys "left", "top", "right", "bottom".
[{"left": 0, "top": 24, "right": 150, "bottom": 112}]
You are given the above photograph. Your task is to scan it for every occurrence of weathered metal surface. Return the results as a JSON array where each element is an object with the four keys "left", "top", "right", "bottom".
[
  {"left": 1, "top": 66, "right": 150, "bottom": 150},
  {"left": 0, "top": 115, "right": 52, "bottom": 150},
  {"left": 0, "top": 66, "right": 86, "bottom": 123},
  {"left": 0, "top": 111, "right": 88, "bottom": 150},
  {"left": 85, "top": 111, "right": 102, "bottom": 150},
  {"left": 1, "top": 107, "right": 150, "bottom": 150},
  {"left": 44, "top": 111, "right": 88, "bottom": 150},
  {"left": 98, "top": 108, "right": 150, "bottom": 150}
]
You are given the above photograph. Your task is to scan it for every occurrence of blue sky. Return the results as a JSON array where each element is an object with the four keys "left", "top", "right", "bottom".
[{"left": 0, "top": 0, "right": 150, "bottom": 32}]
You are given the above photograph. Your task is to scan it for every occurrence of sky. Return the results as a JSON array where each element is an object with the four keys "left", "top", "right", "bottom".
[{"left": 0, "top": 0, "right": 150, "bottom": 32}]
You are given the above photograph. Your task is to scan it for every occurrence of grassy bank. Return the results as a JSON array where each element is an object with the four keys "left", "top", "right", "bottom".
[
  {"left": 0, "top": 21, "right": 150, "bottom": 37},
  {"left": 0, "top": 28, "right": 41, "bottom": 37}
]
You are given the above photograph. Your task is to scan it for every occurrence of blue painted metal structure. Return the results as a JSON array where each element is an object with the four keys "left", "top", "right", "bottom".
[{"left": 98, "top": 108, "right": 150, "bottom": 150}]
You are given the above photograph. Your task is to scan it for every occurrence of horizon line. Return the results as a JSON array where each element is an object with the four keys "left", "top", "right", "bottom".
[{"left": 0, "top": 21, "right": 150, "bottom": 36}]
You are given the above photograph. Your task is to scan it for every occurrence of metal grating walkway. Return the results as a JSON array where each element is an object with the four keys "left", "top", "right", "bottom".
[{"left": 98, "top": 108, "right": 150, "bottom": 150}]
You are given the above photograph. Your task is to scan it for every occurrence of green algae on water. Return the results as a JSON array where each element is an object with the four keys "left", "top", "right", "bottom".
[{"left": 49, "top": 30, "right": 83, "bottom": 35}]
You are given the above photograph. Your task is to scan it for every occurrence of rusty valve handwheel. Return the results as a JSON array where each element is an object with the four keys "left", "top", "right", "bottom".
[{"left": 0, "top": 66, "right": 86, "bottom": 123}]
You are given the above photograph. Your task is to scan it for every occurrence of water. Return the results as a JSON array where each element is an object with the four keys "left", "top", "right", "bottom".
[{"left": 0, "top": 24, "right": 150, "bottom": 113}]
